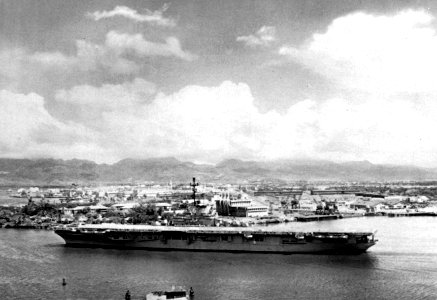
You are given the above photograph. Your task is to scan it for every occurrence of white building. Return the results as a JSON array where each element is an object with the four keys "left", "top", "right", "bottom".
[
  {"left": 246, "top": 205, "right": 269, "bottom": 217},
  {"left": 409, "top": 196, "right": 429, "bottom": 203}
]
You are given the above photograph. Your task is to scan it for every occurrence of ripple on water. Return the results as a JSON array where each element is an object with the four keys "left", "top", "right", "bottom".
[{"left": 1, "top": 217, "right": 437, "bottom": 300}]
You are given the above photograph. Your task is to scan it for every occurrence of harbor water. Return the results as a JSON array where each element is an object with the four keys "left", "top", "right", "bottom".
[{"left": 1, "top": 217, "right": 437, "bottom": 300}]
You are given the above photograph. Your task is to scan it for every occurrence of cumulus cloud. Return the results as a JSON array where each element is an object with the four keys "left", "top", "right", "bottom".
[
  {"left": 272, "top": 9, "right": 437, "bottom": 165},
  {"left": 279, "top": 9, "right": 437, "bottom": 94},
  {"left": 54, "top": 80, "right": 274, "bottom": 161},
  {"left": 4, "top": 9, "right": 437, "bottom": 166},
  {"left": 0, "top": 31, "right": 196, "bottom": 87},
  {"left": 87, "top": 4, "right": 176, "bottom": 27},
  {"left": 55, "top": 78, "right": 156, "bottom": 107},
  {"left": 237, "top": 26, "right": 276, "bottom": 48},
  {"left": 2, "top": 78, "right": 437, "bottom": 166},
  {"left": 105, "top": 31, "right": 197, "bottom": 61},
  {"left": 0, "top": 90, "right": 107, "bottom": 162},
  {"left": 49, "top": 79, "right": 437, "bottom": 166},
  {"left": 37, "top": 31, "right": 196, "bottom": 71},
  {"left": 54, "top": 78, "right": 157, "bottom": 128}
]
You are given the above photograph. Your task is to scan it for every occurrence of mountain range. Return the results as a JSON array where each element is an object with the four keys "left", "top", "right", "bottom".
[{"left": 0, "top": 157, "right": 436, "bottom": 185}]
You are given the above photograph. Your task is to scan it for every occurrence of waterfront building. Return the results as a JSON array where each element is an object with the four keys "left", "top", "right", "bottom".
[
  {"left": 383, "top": 197, "right": 407, "bottom": 209},
  {"left": 215, "top": 193, "right": 268, "bottom": 217},
  {"left": 349, "top": 199, "right": 386, "bottom": 213}
]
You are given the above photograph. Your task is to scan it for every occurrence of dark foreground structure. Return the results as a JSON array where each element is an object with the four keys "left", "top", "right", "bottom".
[{"left": 55, "top": 224, "right": 377, "bottom": 254}]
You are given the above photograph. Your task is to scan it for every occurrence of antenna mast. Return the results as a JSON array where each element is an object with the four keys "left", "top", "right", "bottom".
[{"left": 190, "top": 177, "right": 199, "bottom": 205}]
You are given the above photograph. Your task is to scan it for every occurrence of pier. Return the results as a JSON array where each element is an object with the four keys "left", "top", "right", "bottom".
[
  {"left": 386, "top": 212, "right": 437, "bottom": 217},
  {"left": 295, "top": 215, "right": 341, "bottom": 222}
]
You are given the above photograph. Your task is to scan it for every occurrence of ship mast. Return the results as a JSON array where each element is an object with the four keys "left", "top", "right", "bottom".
[{"left": 190, "top": 177, "right": 199, "bottom": 206}]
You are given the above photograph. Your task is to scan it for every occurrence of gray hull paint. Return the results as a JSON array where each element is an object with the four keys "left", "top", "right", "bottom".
[{"left": 55, "top": 230, "right": 375, "bottom": 254}]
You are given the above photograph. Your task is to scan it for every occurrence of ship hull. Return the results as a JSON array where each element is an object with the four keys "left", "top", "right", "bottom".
[{"left": 55, "top": 225, "right": 376, "bottom": 254}]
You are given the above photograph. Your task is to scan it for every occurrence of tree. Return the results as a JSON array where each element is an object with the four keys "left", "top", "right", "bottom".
[{"left": 128, "top": 204, "right": 158, "bottom": 224}]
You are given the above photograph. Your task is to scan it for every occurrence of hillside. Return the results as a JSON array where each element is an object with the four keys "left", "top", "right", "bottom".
[{"left": 0, "top": 157, "right": 435, "bottom": 185}]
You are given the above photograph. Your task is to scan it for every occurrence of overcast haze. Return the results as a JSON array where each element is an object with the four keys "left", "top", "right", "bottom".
[{"left": 1, "top": 0, "right": 437, "bottom": 167}]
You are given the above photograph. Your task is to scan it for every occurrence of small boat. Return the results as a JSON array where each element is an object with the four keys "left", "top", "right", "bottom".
[{"left": 146, "top": 287, "right": 193, "bottom": 300}]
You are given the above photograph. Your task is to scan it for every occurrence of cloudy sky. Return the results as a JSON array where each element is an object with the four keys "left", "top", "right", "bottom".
[{"left": 1, "top": 0, "right": 437, "bottom": 166}]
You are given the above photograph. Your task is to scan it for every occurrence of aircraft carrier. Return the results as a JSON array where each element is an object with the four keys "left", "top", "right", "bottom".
[{"left": 54, "top": 224, "right": 377, "bottom": 254}]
